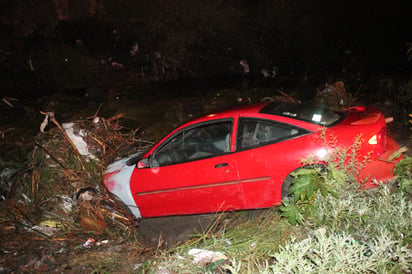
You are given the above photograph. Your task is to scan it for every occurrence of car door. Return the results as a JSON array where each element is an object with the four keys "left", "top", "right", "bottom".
[
  {"left": 130, "top": 119, "right": 243, "bottom": 217},
  {"left": 233, "top": 117, "right": 313, "bottom": 209}
]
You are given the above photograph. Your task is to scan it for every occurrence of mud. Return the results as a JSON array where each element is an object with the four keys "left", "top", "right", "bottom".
[{"left": 138, "top": 209, "right": 267, "bottom": 248}]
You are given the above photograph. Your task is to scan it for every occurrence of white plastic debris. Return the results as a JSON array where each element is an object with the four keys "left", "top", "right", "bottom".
[
  {"left": 2, "top": 97, "right": 18, "bottom": 107},
  {"left": 111, "top": 62, "right": 124, "bottom": 69},
  {"left": 40, "top": 112, "right": 52, "bottom": 133},
  {"left": 261, "top": 68, "right": 271, "bottom": 78},
  {"left": 78, "top": 190, "right": 94, "bottom": 201},
  {"left": 0, "top": 168, "right": 17, "bottom": 200},
  {"left": 31, "top": 225, "right": 59, "bottom": 236},
  {"left": 28, "top": 57, "right": 35, "bottom": 71},
  {"left": 20, "top": 193, "right": 32, "bottom": 203},
  {"left": 272, "top": 66, "right": 279, "bottom": 78},
  {"left": 188, "top": 248, "right": 227, "bottom": 265},
  {"left": 56, "top": 195, "right": 74, "bottom": 213},
  {"left": 0, "top": 168, "right": 17, "bottom": 180},
  {"left": 82, "top": 238, "right": 95, "bottom": 248},
  {"left": 92, "top": 116, "right": 100, "bottom": 124},
  {"left": 240, "top": 60, "right": 250, "bottom": 74},
  {"left": 96, "top": 239, "right": 109, "bottom": 246},
  {"left": 153, "top": 266, "right": 171, "bottom": 274},
  {"left": 130, "top": 43, "right": 139, "bottom": 56},
  {"left": 62, "top": 122, "right": 97, "bottom": 160}
]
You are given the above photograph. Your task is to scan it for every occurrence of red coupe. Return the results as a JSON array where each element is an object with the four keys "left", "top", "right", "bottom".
[{"left": 104, "top": 102, "right": 402, "bottom": 220}]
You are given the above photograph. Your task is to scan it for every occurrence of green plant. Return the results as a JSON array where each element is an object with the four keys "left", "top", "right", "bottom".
[
  {"left": 270, "top": 227, "right": 411, "bottom": 273},
  {"left": 394, "top": 156, "right": 412, "bottom": 195},
  {"left": 279, "top": 167, "right": 338, "bottom": 225},
  {"left": 279, "top": 135, "right": 367, "bottom": 225}
]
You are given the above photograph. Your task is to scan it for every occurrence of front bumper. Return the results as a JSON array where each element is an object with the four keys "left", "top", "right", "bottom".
[{"left": 104, "top": 154, "right": 142, "bottom": 219}]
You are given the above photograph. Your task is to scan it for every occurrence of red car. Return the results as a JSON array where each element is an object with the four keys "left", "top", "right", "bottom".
[{"left": 104, "top": 102, "right": 402, "bottom": 220}]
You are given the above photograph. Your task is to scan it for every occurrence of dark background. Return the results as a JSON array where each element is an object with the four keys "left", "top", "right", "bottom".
[{"left": 0, "top": 0, "right": 411, "bottom": 99}]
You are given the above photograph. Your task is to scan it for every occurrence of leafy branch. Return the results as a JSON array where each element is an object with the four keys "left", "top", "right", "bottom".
[{"left": 279, "top": 167, "right": 338, "bottom": 225}]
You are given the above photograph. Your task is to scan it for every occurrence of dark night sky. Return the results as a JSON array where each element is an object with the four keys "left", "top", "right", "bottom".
[{"left": 0, "top": 1, "right": 411, "bottom": 98}]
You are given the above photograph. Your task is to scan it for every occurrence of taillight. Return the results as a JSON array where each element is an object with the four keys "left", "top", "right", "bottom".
[
  {"left": 368, "top": 135, "right": 378, "bottom": 145},
  {"left": 368, "top": 127, "right": 387, "bottom": 154}
]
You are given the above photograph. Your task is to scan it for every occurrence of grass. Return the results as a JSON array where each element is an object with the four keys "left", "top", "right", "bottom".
[{"left": 139, "top": 210, "right": 303, "bottom": 273}]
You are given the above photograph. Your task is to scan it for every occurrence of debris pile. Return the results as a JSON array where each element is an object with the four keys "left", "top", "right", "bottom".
[
  {"left": 260, "top": 89, "right": 301, "bottom": 104},
  {"left": 0, "top": 111, "right": 152, "bottom": 272},
  {"left": 315, "top": 81, "right": 357, "bottom": 109}
]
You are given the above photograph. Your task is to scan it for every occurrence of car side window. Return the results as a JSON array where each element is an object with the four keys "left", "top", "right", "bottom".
[
  {"left": 151, "top": 120, "right": 232, "bottom": 167},
  {"left": 236, "top": 118, "right": 307, "bottom": 151}
]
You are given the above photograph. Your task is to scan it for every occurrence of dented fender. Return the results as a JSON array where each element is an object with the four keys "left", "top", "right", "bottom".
[{"left": 104, "top": 153, "right": 143, "bottom": 219}]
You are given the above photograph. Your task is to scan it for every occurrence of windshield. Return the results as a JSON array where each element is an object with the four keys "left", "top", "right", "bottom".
[{"left": 259, "top": 102, "right": 345, "bottom": 126}]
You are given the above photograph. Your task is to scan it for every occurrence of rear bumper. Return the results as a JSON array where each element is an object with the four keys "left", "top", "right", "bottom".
[{"left": 358, "top": 137, "right": 403, "bottom": 188}]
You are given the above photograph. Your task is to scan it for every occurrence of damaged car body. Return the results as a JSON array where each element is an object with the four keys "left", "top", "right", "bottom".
[{"left": 104, "top": 102, "right": 403, "bottom": 220}]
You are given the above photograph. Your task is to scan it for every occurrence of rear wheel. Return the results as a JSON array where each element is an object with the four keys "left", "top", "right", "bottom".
[
  {"left": 281, "top": 164, "right": 328, "bottom": 200},
  {"left": 281, "top": 174, "right": 293, "bottom": 200}
]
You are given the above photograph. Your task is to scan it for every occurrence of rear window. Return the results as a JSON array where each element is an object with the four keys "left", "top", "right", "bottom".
[{"left": 260, "top": 102, "right": 345, "bottom": 126}]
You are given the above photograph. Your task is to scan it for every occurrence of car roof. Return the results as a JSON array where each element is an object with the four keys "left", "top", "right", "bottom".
[
  {"left": 150, "top": 102, "right": 331, "bottom": 153},
  {"left": 189, "top": 102, "right": 269, "bottom": 123},
  {"left": 176, "top": 102, "right": 345, "bottom": 133}
]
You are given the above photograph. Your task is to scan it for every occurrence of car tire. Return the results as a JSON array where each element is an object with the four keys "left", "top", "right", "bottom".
[
  {"left": 281, "top": 174, "right": 293, "bottom": 200},
  {"left": 281, "top": 164, "right": 328, "bottom": 200}
]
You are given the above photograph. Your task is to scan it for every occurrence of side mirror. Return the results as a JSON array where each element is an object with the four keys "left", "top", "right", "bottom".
[{"left": 137, "top": 158, "right": 149, "bottom": 168}]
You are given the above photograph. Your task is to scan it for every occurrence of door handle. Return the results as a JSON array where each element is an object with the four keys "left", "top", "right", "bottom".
[{"left": 215, "top": 163, "right": 228, "bottom": 168}]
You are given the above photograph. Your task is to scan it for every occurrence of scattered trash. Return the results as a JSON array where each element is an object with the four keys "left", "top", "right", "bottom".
[
  {"left": 272, "top": 66, "right": 279, "bottom": 78},
  {"left": 188, "top": 248, "right": 227, "bottom": 265},
  {"left": 0, "top": 167, "right": 18, "bottom": 200},
  {"left": 2, "top": 97, "right": 18, "bottom": 107},
  {"left": 316, "top": 81, "right": 355, "bottom": 109},
  {"left": 0, "top": 127, "right": 15, "bottom": 139},
  {"left": 30, "top": 224, "right": 59, "bottom": 237},
  {"left": 82, "top": 238, "right": 95, "bottom": 248},
  {"left": 78, "top": 238, "right": 109, "bottom": 249},
  {"left": 261, "top": 68, "right": 270, "bottom": 78},
  {"left": 40, "top": 112, "right": 51, "bottom": 133},
  {"left": 39, "top": 220, "right": 62, "bottom": 228},
  {"left": 55, "top": 247, "right": 68, "bottom": 254},
  {"left": 261, "top": 89, "right": 300, "bottom": 104},
  {"left": 76, "top": 187, "right": 97, "bottom": 201},
  {"left": 0, "top": 167, "right": 17, "bottom": 178},
  {"left": 62, "top": 122, "right": 97, "bottom": 160},
  {"left": 28, "top": 57, "right": 35, "bottom": 71},
  {"left": 20, "top": 193, "right": 32, "bottom": 203},
  {"left": 240, "top": 60, "right": 250, "bottom": 74},
  {"left": 152, "top": 266, "right": 171, "bottom": 274},
  {"left": 28, "top": 219, "right": 63, "bottom": 237},
  {"left": 57, "top": 195, "right": 74, "bottom": 213},
  {"left": 111, "top": 62, "right": 124, "bottom": 69},
  {"left": 96, "top": 239, "right": 109, "bottom": 246},
  {"left": 261, "top": 66, "right": 278, "bottom": 78},
  {"left": 130, "top": 43, "right": 139, "bottom": 56}
]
